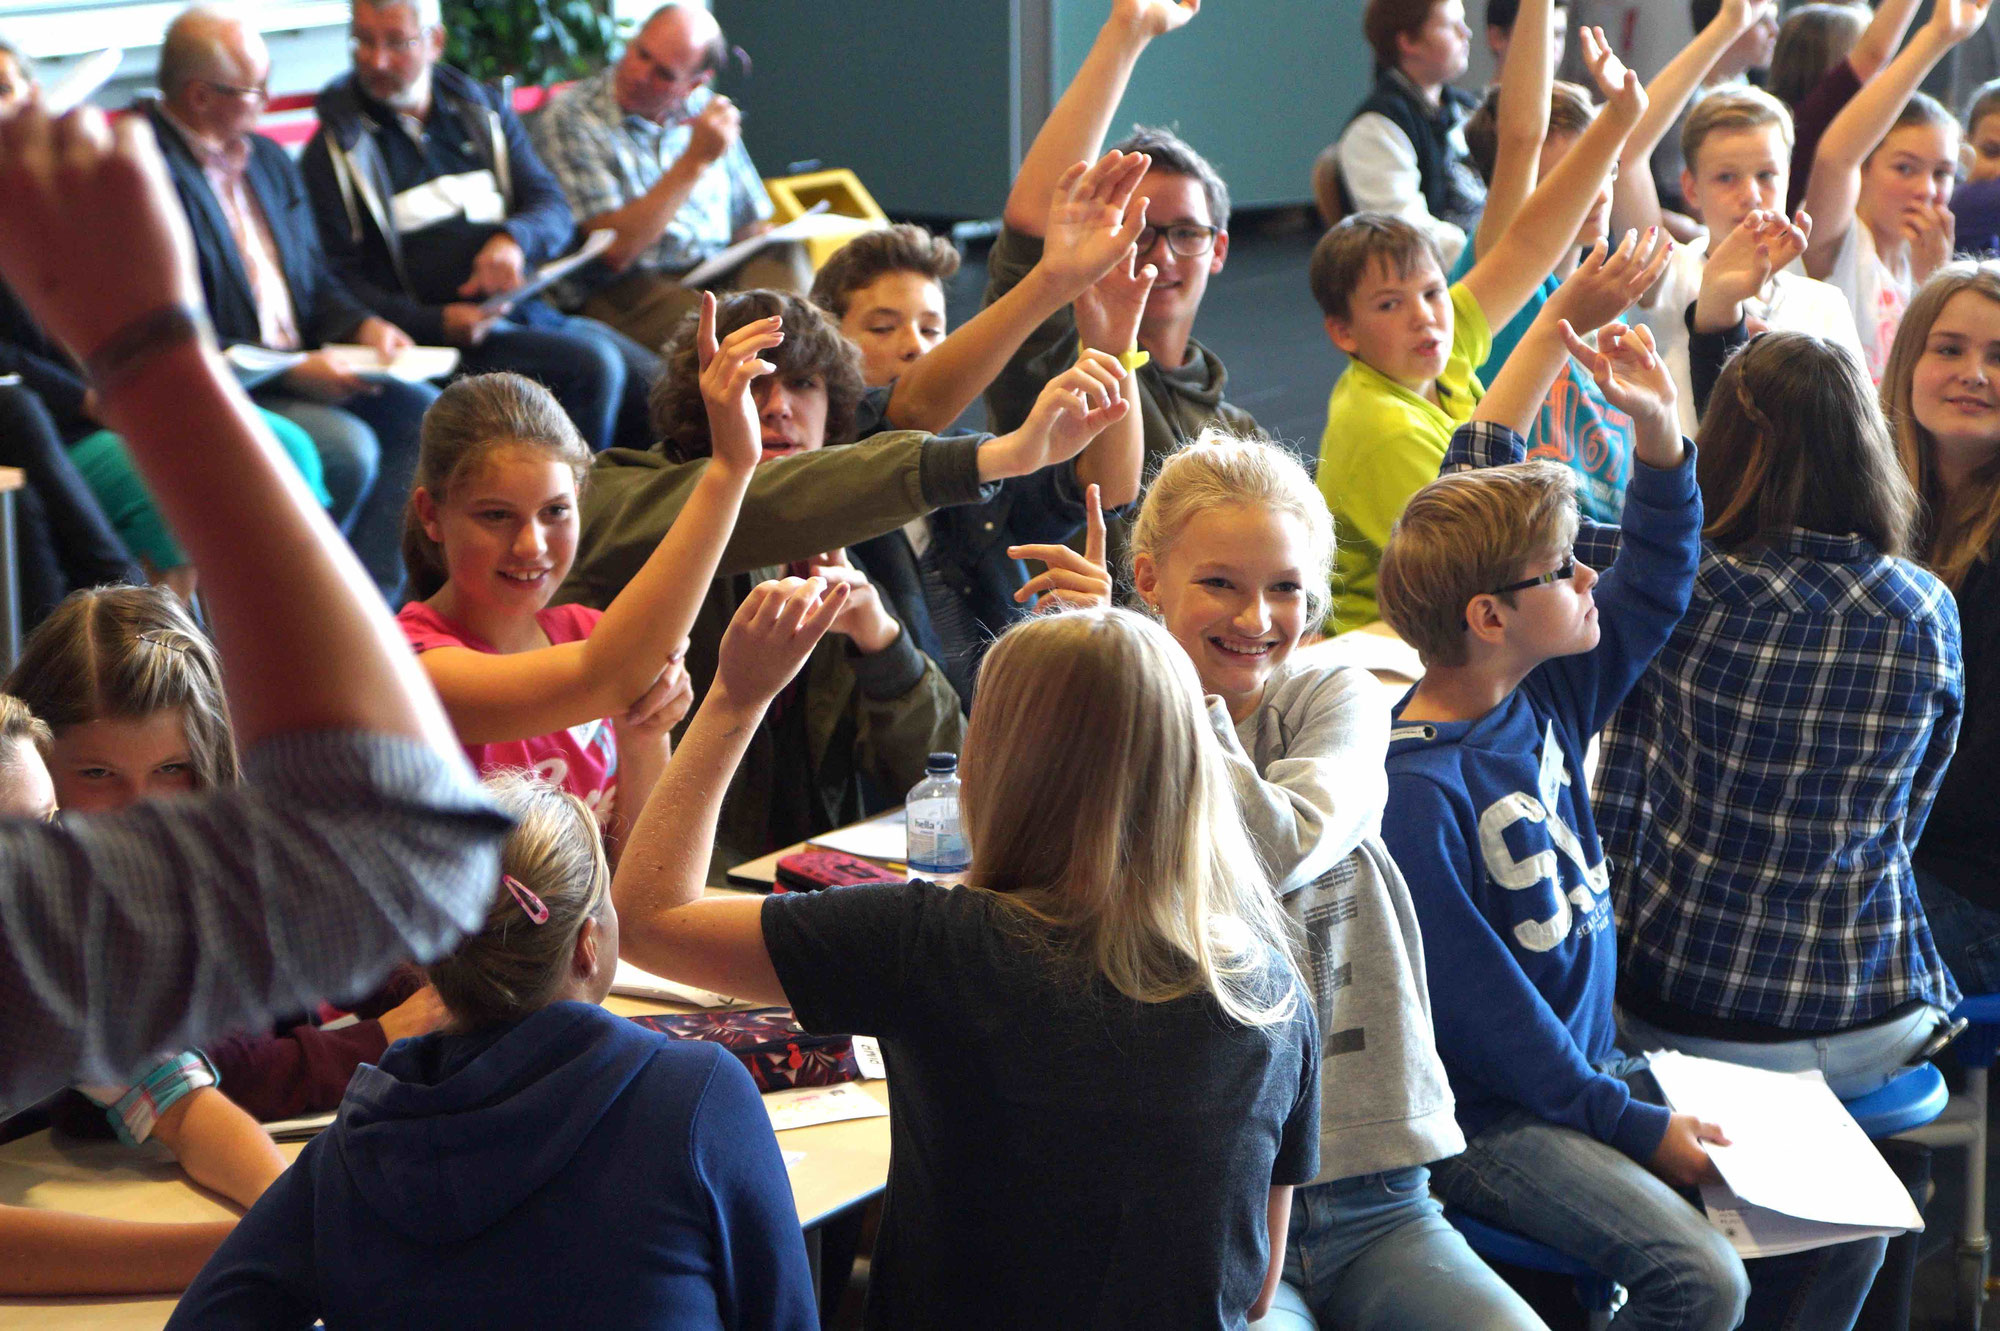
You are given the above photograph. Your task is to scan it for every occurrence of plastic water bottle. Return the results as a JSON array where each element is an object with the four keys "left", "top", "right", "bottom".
[{"left": 906, "top": 752, "right": 970, "bottom": 886}]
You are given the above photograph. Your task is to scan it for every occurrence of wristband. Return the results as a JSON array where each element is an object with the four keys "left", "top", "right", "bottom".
[
  {"left": 83, "top": 303, "right": 214, "bottom": 399},
  {"left": 78, "top": 1049, "right": 220, "bottom": 1147},
  {"left": 1079, "top": 334, "right": 1149, "bottom": 374}
]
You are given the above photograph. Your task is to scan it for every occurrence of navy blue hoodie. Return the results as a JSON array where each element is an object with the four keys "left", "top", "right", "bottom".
[
  {"left": 1381, "top": 434, "right": 1701, "bottom": 1166},
  {"left": 167, "top": 1002, "right": 816, "bottom": 1329}
]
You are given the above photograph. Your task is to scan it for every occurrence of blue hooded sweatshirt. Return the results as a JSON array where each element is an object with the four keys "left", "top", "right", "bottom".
[
  {"left": 1380, "top": 430, "right": 1701, "bottom": 1166},
  {"left": 167, "top": 1002, "right": 817, "bottom": 1330}
]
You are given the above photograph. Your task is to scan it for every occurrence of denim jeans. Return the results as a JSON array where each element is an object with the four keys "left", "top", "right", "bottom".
[
  {"left": 1617, "top": 1003, "right": 1950, "bottom": 1100},
  {"left": 1248, "top": 1166, "right": 1549, "bottom": 1331},
  {"left": 1915, "top": 866, "right": 2000, "bottom": 996},
  {"left": 1433, "top": 1056, "right": 1885, "bottom": 1331},
  {"left": 466, "top": 313, "right": 658, "bottom": 454}
]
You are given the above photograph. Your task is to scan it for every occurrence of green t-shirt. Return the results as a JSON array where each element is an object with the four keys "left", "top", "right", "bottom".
[{"left": 1317, "top": 283, "right": 1491, "bottom": 631}]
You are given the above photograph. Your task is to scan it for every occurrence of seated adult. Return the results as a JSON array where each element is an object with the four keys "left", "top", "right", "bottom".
[
  {"left": 302, "top": 0, "right": 658, "bottom": 452},
  {"left": 531, "top": 3, "right": 810, "bottom": 353},
  {"left": 1336, "top": 0, "right": 1487, "bottom": 269},
  {"left": 0, "top": 93, "right": 508, "bottom": 1106},
  {"left": 145, "top": 5, "right": 439, "bottom": 603}
]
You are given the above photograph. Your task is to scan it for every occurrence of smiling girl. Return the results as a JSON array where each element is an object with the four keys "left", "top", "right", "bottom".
[{"left": 396, "top": 294, "right": 764, "bottom": 847}]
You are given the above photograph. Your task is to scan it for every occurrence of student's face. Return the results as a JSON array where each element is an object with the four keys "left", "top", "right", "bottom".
[
  {"left": 1486, "top": 7, "right": 1567, "bottom": 67},
  {"left": 614, "top": 10, "right": 717, "bottom": 124},
  {"left": 1681, "top": 125, "right": 1787, "bottom": 240},
  {"left": 1542, "top": 130, "right": 1614, "bottom": 252},
  {"left": 1497, "top": 545, "right": 1599, "bottom": 659},
  {"left": 0, "top": 740, "right": 57, "bottom": 822},
  {"left": 1133, "top": 503, "right": 1312, "bottom": 718},
  {"left": 349, "top": 1, "right": 443, "bottom": 111},
  {"left": 752, "top": 370, "right": 830, "bottom": 462},
  {"left": 421, "top": 448, "right": 579, "bottom": 614},
  {"left": 0, "top": 53, "right": 33, "bottom": 114},
  {"left": 1129, "top": 170, "right": 1228, "bottom": 340},
  {"left": 1327, "top": 252, "right": 1455, "bottom": 393},
  {"left": 1859, "top": 123, "right": 1960, "bottom": 240},
  {"left": 50, "top": 711, "right": 199, "bottom": 814},
  {"left": 838, "top": 271, "right": 948, "bottom": 388},
  {"left": 1911, "top": 290, "right": 2000, "bottom": 464},
  {"left": 1401, "top": 0, "right": 1472, "bottom": 86},
  {"left": 1969, "top": 114, "right": 2000, "bottom": 185}
]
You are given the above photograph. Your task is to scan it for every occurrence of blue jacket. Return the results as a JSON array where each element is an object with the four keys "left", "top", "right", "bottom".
[
  {"left": 143, "top": 101, "right": 376, "bottom": 351},
  {"left": 168, "top": 1002, "right": 817, "bottom": 1330},
  {"left": 1381, "top": 440, "right": 1701, "bottom": 1165}
]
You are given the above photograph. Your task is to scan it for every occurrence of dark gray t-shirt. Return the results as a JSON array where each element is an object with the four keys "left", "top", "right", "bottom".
[{"left": 762, "top": 880, "right": 1320, "bottom": 1331}]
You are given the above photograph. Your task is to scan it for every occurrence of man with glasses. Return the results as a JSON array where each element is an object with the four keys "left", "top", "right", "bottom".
[
  {"left": 981, "top": 0, "right": 1257, "bottom": 574},
  {"left": 145, "top": 5, "right": 437, "bottom": 604},
  {"left": 531, "top": 3, "right": 808, "bottom": 353},
  {"left": 301, "top": 0, "right": 659, "bottom": 452}
]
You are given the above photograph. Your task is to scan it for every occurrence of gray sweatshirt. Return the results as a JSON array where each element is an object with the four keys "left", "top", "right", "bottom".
[{"left": 1213, "top": 655, "right": 1462, "bottom": 1182}]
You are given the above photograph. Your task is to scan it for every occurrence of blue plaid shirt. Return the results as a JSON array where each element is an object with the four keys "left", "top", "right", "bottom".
[{"left": 1448, "top": 421, "right": 1963, "bottom": 1031}]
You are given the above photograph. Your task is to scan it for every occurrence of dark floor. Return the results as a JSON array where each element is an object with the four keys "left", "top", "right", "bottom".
[{"left": 920, "top": 210, "right": 2000, "bottom": 1331}]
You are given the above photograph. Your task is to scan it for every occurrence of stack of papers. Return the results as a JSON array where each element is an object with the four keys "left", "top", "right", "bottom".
[
  {"left": 263, "top": 1110, "right": 337, "bottom": 1142},
  {"left": 323, "top": 344, "right": 461, "bottom": 384},
  {"left": 1647, "top": 1051, "right": 1924, "bottom": 1257},
  {"left": 809, "top": 807, "right": 906, "bottom": 865},
  {"left": 682, "top": 203, "right": 842, "bottom": 286},
  {"left": 762, "top": 1082, "right": 889, "bottom": 1132},
  {"left": 611, "top": 959, "right": 737, "bottom": 1008},
  {"left": 477, "top": 229, "right": 616, "bottom": 315}
]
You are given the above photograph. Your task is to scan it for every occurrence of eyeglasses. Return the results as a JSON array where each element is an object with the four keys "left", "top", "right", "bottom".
[
  {"left": 200, "top": 77, "right": 269, "bottom": 103},
  {"left": 348, "top": 32, "right": 429, "bottom": 58},
  {"left": 1135, "top": 223, "right": 1220, "bottom": 258},
  {"left": 1489, "top": 554, "right": 1576, "bottom": 598}
]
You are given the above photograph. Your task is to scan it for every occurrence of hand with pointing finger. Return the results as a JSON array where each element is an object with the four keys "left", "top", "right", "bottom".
[{"left": 1010, "top": 484, "right": 1113, "bottom": 611}]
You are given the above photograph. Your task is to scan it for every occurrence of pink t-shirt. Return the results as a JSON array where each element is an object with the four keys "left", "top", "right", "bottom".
[{"left": 397, "top": 601, "right": 620, "bottom": 825}]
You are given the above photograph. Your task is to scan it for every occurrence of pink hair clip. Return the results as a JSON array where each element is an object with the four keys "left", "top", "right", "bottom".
[{"left": 502, "top": 874, "right": 549, "bottom": 924}]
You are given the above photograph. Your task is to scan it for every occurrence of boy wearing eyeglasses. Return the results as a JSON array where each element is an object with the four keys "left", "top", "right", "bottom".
[{"left": 980, "top": 0, "right": 1255, "bottom": 574}]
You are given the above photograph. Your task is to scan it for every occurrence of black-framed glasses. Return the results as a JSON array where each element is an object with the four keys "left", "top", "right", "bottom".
[
  {"left": 200, "top": 77, "right": 269, "bottom": 103},
  {"left": 1490, "top": 554, "right": 1576, "bottom": 597},
  {"left": 1135, "top": 223, "right": 1219, "bottom": 258}
]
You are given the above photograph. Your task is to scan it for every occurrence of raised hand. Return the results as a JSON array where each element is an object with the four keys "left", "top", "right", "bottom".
[
  {"left": 622, "top": 650, "right": 695, "bottom": 739},
  {"left": 1718, "top": 0, "right": 1779, "bottom": 37},
  {"left": 1696, "top": 209, "right": 1811, "bottom": 331},
  {"left": 1931, "top": 0, "right": 1993, "bottom": 45},
  {"left": 1547, "top": 227, "right": 1674, "bottom": 337},
  {"left": 1579, "top": 26, "right": 1645, "bottom": 122},
  {"left": 806, "top": 549, "right": 903, "bottom": 653},
  {"left": 1075, "top": 238, "right": 1159, "bottom": 356},
  {"left": 1009, "top": 484, "right": 1113, "bottom": 609},
  {"left": 1560, "top": 319, "right": 1680, "bottom": 460},
  {"left": 978, "top": 348, "right": 1131, "bottom": 480},
  {"left": 1111, "top": 0, "right": 1200, "bottom": 40},
  {"left": 696, "top": 292, "right": 782, "bottom": 475},
  {"left": 714, "top": 576, "right": 850, "bottom": 709},
  {"left": 1042, "top": 150, "right": 1152, "bottom": 299}
]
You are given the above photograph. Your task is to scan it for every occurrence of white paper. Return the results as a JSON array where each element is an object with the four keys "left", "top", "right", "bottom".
[
  {"left": 761, "top": 1081, "right": 889, "bottom": 1132},
  {"left": 478, "top": 228, "right": 616, "bottom": 315},
  {"left": 263, "top": 1110, "right": 337, "bottom": 1141},
  {"left": 1700, "top": 1185, "right": 1908, "bottom": 1258},
  {"left": 223, "top": 344, "right": 308, "bottom": 375},
  {"left": 1646, "top": 1051, "right": 1923, "bottom": 1252},
  {"left": 809, "top": 808, "right": 906, "bottom": 865},
  {"left": 781, "top": 1149, "right": 806, "bottom": 1168},
  {"left": 323, "top": 344, "right": 461, "bottom": 384},
  {"left": 46, "top": 48, "right": 123, "bottom": 114},
  {"left": 611, "top": 959, "right": 736, "bottom": 1008},
  {"left": 680, "top": 202, "right": 832, "bottom": 287},
  {"left": 851, "top": 1035, "right": 887, "bottom": 1080}
]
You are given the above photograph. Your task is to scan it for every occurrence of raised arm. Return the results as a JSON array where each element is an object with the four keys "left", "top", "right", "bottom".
[
  {"left": 1461, "top": 34, "right": 1646, "bottom": 332},
  {"left": 886, "top": 152, "right": 1149, "bottom": 435},
  {"left": 1850, "top": 0, "right": 1927, "bottom": 81},
  {"left": 1804, "top": 0, "right": 1990, "bottom": 277},
  {"left": 1473, "top": 0, "right": 1557, "bottom": 259},
  {"left": 1003, "top": 0, "right": 1198, "bottom": 233},
  {"left": 1611, "top": 0, "right": 1772, "bottom": 236},
  {"left": 419, "top": 293, "right": 758, "bottom": 743}
]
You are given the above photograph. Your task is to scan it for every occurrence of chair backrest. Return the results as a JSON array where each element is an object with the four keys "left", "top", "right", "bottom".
[{"left": 1311, "top": 144, "right": 1348, "bottom": 229}]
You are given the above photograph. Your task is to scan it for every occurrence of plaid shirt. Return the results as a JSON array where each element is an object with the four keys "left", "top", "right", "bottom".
[
  {"left": 1449, "top": 421, "right": 1963, "bottom": 1031},
  {"left": 0, "top": 732, "right": 508, "bottom": 1110},
  {"left": 530, "top": 70, "right": 772, "bottom": 287}
]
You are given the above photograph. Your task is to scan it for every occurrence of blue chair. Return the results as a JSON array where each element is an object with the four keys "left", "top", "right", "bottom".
[
  {"left": 1902, "top": 995, "right": 2000, "bottom": 1329},
  {"left": 1844, "top": 1061, "right": 1949, "bottom": 1139},
  {"left": 1444, "top": 1207, "right": 1621, "bottom": 1331}
]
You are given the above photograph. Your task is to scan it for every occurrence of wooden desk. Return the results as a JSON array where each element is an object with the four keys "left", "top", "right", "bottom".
[{"left": 0, "top": 997, "right": 892, "bottom": 1329}]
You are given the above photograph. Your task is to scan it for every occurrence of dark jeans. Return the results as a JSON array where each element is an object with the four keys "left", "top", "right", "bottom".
[
  {"left": 1915, "top": 866, "right": 2000, "bottom": 995},
  {"left": 470, "top": 308, "right": 659, "bottom": 453},
  {"left": 0, "top": 382, "right": 141, "bottom": 625}
]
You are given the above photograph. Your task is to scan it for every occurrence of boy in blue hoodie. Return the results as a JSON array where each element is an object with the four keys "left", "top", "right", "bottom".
[{"left": 1372, "top": 292, "right": 1743, "bottom": 1329}]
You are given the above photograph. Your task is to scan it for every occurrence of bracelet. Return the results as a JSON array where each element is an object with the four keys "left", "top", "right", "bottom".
[
  {"left": 1078, "top": 334, "right": 1150, "bottom": 374},
  {"left": 83, "top": 303, "right": 215, "bottom": 398}
]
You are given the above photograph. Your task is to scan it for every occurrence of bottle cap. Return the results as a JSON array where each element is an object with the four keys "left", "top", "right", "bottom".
[{"left": 926, "top": 752, "right": 957, "bottom": 773}]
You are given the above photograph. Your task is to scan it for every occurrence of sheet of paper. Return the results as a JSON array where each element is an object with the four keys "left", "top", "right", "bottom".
[
  {"left": 323, "top": 344, "right": 461, "bottom": 384},
  {"left": 478, "top": 228, "right": 616, "bottom": 315},
  {"left": 782, "top": 1150, "right": 805, "bottom": 1169},
  {"left": 852, "top": 1035, "right": 887, "bottom": 1080},
  {"left": 1699, "top": 1185, "right": 1908, "bottom": 1258},
  {"left": 809, "top": 808, "right": 906, "bottom": 865},
  {"left": 611, "top": 959, "right": 737, "bottom": 1008},
  {"left": 680, "top": 202, "right": 832, "bottom": 287},
  {"left": 263, "top": 1110, "right": 337, "bottom": 1142},
  {"left": 762, "top": 1081, "right": 889, "bottom": 1132},
  {"left": 1647, "top": 1051, "right": 1923, "bottom": 1235}
]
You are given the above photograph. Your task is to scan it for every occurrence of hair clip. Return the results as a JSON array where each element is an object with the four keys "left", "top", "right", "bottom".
[
  {"left": 502, "top": 874, "right": 549, "bottom": 925},
  {"left": 136, "top": 630, "right": 191, "bottom": 655}
]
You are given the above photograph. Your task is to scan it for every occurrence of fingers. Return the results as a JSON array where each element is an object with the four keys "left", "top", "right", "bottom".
[
  {"left": 696, "top": 291, "right": 719, "bottom": 368},
  {"left": 1053, "top": 159, "right": 1089, "bottom": 202},
  {"left": 1114, "top": 192, "right": 1151, "bottom": 254},
  {"left": 1005, "top": 542, "right": 1105, "bottom": 577},
  {"left": 1013, "top": 567, "right": 1113, "bottom": 603},
  {"left": 1556, "top": 318, "right": 1604, "bottom": 371},
  {"left": 1083, "top": 483, "right": 1106, "bottom": 568},
  {"left": 1696, "top": 1119, "right": 1732, "bottom": 1148}
]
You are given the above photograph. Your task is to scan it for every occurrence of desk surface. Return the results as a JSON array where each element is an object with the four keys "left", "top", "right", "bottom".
[{"left": 0, "top": 993, "right": 891, "bottom": 1330}]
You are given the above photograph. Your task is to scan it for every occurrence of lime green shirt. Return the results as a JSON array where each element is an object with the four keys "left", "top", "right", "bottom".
[{"left": 1318, "top": 283, "right": 1491, "bottom": 631}]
